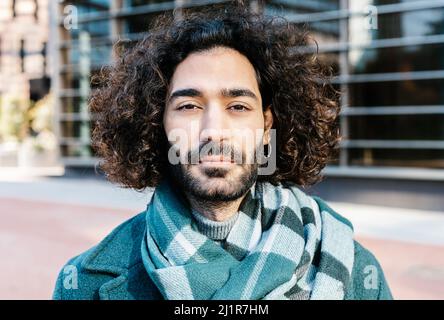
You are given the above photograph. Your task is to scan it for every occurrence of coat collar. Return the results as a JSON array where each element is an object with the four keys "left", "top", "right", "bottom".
[
  {"left": 78, "top": 211, "right": 158, "bottom": 299},
  {"left": 82, "top": 211, "right": 147, "bottom": 272}
]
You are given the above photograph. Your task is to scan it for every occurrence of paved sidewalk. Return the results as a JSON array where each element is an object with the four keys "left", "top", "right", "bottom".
[{"left": 0, "top": 177, "right": 443, "bottom": 299}]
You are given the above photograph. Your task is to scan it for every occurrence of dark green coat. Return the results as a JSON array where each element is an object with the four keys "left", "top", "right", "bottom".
[{"left": 53, "top": 208, "right": 393, "bottom": 300}]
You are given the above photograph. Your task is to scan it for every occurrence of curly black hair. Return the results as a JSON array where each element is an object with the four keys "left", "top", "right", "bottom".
[{"left": 89, "top": 1, "right": 340, "bottom": 191}]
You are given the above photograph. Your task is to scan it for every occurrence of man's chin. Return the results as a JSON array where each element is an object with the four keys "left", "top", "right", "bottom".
[
  {"left": 196, "top": 177, "right": 234, "bottom": 192},
  {"left": 188, "top": 180, "right": 246, "bottom": 202},
  {"left": 199, "top": 166, "right": 231, "bottom": 178},
  {"left": 170, "top": 163, "right": 258, "bottom": 202}
]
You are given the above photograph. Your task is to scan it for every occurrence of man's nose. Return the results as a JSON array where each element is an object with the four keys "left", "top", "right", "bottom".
[{"left": 200, "top": 104, "right": 229, "bottom": 142}]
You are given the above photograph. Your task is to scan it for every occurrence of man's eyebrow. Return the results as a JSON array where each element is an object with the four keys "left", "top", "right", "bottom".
[
  {"left": 220, "top": 88, "right": 258, "bottom": 101},
  {"left": 167, "top": 87, "right": 259, "bottom": 104},
  {"left": 168, "top": 88, "right": 203, "bottom": 104}
]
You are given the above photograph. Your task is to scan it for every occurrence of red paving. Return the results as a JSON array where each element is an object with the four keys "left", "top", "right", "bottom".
[
  {"left": 1, "top": 197, "right": 443, "bottom": 300},
  {"left": 356, "top": 237, "right": 444, "bottom": 299}
]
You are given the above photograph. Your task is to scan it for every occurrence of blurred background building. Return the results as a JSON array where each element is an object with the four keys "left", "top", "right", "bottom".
[
  {"left": 46, "top": 0, "right": 444, "bottom": 209},
  {"left": 0, "top": 0, "right": 59, "bottom": 170},
  {"left": 0, "top": 0, "right": 443, "bottom": 204}
]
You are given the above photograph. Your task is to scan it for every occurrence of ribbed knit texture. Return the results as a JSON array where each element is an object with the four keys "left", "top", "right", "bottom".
[{"left": 190, "top": 209, "right": 239, "bottom": 242}]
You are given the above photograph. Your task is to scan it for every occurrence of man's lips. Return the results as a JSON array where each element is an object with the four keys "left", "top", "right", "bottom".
[{"left": 199, "top": 155, "right": 234, "bottom": 163}]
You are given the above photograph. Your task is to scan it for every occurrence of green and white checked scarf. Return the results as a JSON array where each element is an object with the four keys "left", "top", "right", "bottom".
[{"left": 141, "top": 179, "right": 355, "bottom": 300}]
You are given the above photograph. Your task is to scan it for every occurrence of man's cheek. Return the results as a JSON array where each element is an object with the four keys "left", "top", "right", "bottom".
[{"left": 234, "top": 133, "right": 259, "bottom": 164}]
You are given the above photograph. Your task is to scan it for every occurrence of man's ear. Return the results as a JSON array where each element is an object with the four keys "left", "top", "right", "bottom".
[{"left": 263, "top": 105, "right": 273, "bottom": 145}]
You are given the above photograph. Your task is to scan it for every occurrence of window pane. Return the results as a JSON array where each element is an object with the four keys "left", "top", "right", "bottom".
[
  {"left": 67, "top": 1, "right": 109, "bottom": 14},
  {"left": 69, "top": 20, "right": 110, "bottom": 39},
  {"left": 296, "top": 20, "right": 340, "bottom": 44},
  {"left": 348, "top": 115, "right": 444, "bottom": 140},
  {"left": 60, "top": 120, "right": 91, "bottom": 138},
  {"left": 60, "top": 72, "right": 80, "bottom": 89},
  {"left": 350, "top": 8, "right": 444, "bottom": 41},
  {"left": 265, "top": 0, "right": 340, "bottom": 14},
  {"left": 348, "top": 79, "right": 444, "bottom": 106},
  {"left": 348, "top": 148, "right": 444, "bottom": 168},
  {"left": 60, "top": 67, "right": 103, "bottom": 90},
  {"left": 372, "top": 0, "right": 418, "bottom": 4},
  {"left": 71, "top": 43, "right": 112, "bottom": 66},
  {"left": 349, "top": 43, "right": 444, "bottom": 74},
  {"left": 123, "top": 0, "right": 171, "bottom": 8},
  {"left": 60, "top": 97, "right": 82, "bottom": 113},
  {"left": 123, "top": 12, "right": 165, "bottom": 34},
  {"left": 61, "top": 144, "right": 93, "bottom": 157},
  {"left": 265, "top": 1, "right": 341, "bottom": 44}
]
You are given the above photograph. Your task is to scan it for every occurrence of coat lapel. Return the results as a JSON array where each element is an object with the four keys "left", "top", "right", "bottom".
[{"left": 78, "top": 211, "right": 162, "bottom": 300}]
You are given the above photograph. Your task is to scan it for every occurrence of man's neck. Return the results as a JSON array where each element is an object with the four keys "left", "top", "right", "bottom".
[{"left": 186, "top": 193, "right": 247, "bottom": 222}]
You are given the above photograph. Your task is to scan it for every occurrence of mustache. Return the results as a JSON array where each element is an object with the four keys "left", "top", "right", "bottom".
[{"left": 186, "top": 141, "right": 245, "bottom": 164}]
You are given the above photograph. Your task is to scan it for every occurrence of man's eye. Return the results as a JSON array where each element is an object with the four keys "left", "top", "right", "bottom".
[
  {"left": 228, "top": 105, "right": 249, "bottom": 112},
  {"left": 177, "top": 104, "right": 199, "bottom": 111}
]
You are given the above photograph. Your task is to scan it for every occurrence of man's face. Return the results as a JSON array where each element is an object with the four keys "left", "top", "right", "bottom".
[{"left": 163, "top": 46, "right": 273, "bottom": 201}]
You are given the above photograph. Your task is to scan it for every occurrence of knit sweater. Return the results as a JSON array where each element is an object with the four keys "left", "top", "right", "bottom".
[{"left": 190, "top": 209, "right": 239, "bottom": 245}]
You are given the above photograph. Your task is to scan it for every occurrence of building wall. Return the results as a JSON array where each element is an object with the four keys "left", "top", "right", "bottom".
[
  {"left": 0, "top": 0, "right": 52, "bottom": 169},
  {"left": 0, "top": 0, "right": 50, "bottom": 103}
]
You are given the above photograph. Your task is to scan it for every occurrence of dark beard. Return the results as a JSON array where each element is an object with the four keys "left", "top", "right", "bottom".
[{"left": 169, "top": 163, "right": 258, "bottom": 202}]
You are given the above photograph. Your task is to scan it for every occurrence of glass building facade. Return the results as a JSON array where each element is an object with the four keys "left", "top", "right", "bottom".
[{"left": 53, "top": 0, "right": 444, "bottom": 179}]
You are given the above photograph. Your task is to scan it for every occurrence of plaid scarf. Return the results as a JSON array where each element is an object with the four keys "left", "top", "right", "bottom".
[{"left": 141, "top": 179, "right": 355, "bottom": 300}]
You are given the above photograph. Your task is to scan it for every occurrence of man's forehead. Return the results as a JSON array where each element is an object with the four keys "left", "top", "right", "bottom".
[{"left": 169, "top": 47, "right": 260, "bottom": 94}]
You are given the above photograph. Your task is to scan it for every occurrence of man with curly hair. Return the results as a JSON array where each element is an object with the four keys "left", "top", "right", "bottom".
[{"left": 53, "top": 3, "right": 392, "bottom": 300}]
